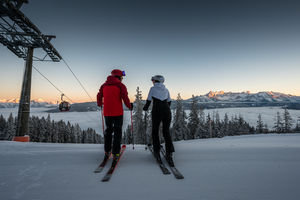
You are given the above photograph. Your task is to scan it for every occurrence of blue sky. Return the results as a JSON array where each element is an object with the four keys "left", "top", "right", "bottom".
[{"left": 1, "top": 0, "right": 300, "bottom": 102}]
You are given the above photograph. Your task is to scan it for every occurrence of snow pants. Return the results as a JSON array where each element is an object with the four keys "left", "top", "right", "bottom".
[
  {"left": 152, "top": 102, "right": 174, "bottom": 155},
  {"left": 104, "top": 115, "right": 123, "bottom": 155}
]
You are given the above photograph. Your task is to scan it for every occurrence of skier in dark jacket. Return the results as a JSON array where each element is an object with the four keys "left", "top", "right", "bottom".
[
  {"left": 97, "top": 69, "right": 133, "bottom": 161},
  {"left": 143, "top": 75, "right": 175, "bottom": 164}
]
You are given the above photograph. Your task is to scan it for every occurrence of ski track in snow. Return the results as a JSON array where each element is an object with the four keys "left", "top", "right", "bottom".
[{"left": 1, "top": 134, "right": 300, "bottom": 200}]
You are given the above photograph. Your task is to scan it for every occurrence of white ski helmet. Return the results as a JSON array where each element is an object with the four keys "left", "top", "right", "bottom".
[{"left": 151, "top": 75, "right": 165, "bottom": 83}]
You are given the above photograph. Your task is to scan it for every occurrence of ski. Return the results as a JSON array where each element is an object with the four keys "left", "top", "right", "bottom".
[
  {"left": 148, "top": 144, "right": 171, "bottom": 175},
  {"left": 160, "top": 146, "right": 184, "bottom": 179},
  {"left": 101, "top": 145, "right": 126, "bottom": 182},
  {"left": 94, "top": 152, "right": 111, "bottom": 173}
]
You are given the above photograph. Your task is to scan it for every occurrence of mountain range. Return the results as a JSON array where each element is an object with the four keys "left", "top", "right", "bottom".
[
  {"left": 1, "top": 91, "right": 300, "bottom": 111},
  {"left": 0, "top": 98, "right": 57, "bottom": 108},
  {"left": 187, "top": 91, "right": 300, "bottom": 103}
]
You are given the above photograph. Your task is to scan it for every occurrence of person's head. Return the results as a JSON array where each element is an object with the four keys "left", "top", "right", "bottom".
[
  {"left": 151, "top": 75, "right": 165, "bottom": 84},
  {"left": 111, "top": 69, "right": 125, "bottom": 81}
]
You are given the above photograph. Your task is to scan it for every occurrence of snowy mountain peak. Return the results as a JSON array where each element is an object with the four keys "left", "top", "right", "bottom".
[
  {"left": 192, "top": 91, "right": 300, "bottom": 103},
  {"left": 206, "top": 91, "right": 225, "bottom": 98}
]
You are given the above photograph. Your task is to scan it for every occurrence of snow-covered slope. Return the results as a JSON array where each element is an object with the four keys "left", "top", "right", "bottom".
[
  {"left": 1, "top": 134, "right": 300, "bottom": 200},
  {"left": 187, "top": 91, "right": 300, "bottom": 103}
]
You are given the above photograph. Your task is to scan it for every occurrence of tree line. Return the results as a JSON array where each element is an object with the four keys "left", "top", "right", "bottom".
[
  {"left": 123, "top": 88, "right": 300, "bottom": 144},
  {"left": 1, "top": 88, "right": 299, "bottom": 144},
  {"left": 0, "top": 114, "right": 103, "bottom": 144}
]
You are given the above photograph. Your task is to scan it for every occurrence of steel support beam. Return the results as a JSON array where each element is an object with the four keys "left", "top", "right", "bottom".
[{"left": 16, "top": 47, "right": 33, "bottom": 137}]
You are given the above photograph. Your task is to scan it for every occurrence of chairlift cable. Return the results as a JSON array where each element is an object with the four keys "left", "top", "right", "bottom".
[
  {"left": 62, "top": 58, "right": 96, "bottom": 104},
  {"left": 32, "top": 65, "right": 74, "bottom": 104}
]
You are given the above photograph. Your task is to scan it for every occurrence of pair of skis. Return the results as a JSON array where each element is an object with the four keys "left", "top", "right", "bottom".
[
  {"left": 94, "top": 145, "right": 126, "bottom": 182},
  {"left": 148, "top": 144, "right": 184, "bottom": 179}
]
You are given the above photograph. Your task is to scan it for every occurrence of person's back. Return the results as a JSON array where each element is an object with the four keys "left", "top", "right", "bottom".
[
  {"left": 102, "top": 75, "right": 124, "bottom": 116},
  {"left": 143, "top": 75, "right": 174, "bottom": 163},
  {"left": 97, "top": 69, "right": 132, "bottom": 161}
]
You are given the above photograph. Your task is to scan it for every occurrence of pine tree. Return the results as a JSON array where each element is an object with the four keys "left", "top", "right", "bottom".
[
  {"left": 132, "top": 87, "right": 145, "bottom": 144},
  {"left": 187, "top": 95, "right": 199, "bottom": 139},
  {"left": 172, "top": 93, "right": 189, "bottom": 141},
  {"left": 196, "top": 108, "right": 206, "bottom": 138},
  {"left": 283, "top": 108, "right": 293, "bottom": 133},
  {"left": 223, "top": 113, "right": 229, "bottom": 136},
  {"left": 0, "top": 114, "right": 6, "bottom": 139},
  {"left": 256, "top": 114, "right": 264, "bottom": 133},
  {"left": 4, "top": 114, "right": 15, "bottom": 140},
  {"left": 214, "top": 112, "right": 223, "bottom": 138},
  {"left": 206, "top": 113, "right": 213, "bottom": 138},
  {"left": 274, "top": 111, "right": 283, "bottom": 133}
]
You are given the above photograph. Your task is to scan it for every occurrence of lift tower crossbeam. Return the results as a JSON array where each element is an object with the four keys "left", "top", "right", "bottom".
[{"left": 0, "top": 0, "right": 62, "bottom": 140}]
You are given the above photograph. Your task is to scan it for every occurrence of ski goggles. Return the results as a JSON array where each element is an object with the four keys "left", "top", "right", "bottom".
[{"left": 122, "top": 70, "right": 126, "bottom": 76}]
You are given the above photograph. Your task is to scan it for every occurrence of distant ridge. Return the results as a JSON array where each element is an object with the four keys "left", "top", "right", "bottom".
[
  {"left": 186, "top": 91, "right": 300, "bottom": 103},
  {"left": 0, "top": 99, "right": 56, "bottom": 108}
]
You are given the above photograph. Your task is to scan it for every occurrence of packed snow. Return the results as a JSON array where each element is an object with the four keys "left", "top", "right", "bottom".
[{"left": 1, "top": 134, "right": 300, "bottom": 200}]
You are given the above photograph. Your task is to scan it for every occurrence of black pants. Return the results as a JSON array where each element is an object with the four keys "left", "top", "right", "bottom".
[
  {"left": 104, "top": 115, "right": 123, "bottom": 155},
  {"left": 152, "top": 110, "right": 174, "bottom": 155}
]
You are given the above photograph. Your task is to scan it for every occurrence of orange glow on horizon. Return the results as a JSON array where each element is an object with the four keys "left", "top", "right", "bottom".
[{"left": 2, "top": 90, "right": 300, "bottom": 103}]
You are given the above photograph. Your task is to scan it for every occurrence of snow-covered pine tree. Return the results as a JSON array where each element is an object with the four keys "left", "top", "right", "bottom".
[
  {"left": 65, "top": 121, "right": 72, "bottom": 143},
  {"left": 4, "top": 113, "right": 15, "bottom": 140},
  {"left": 123, "top": 125, "right": 132, "bottom": 144},
  {"left": 187, "top": 95, "right": 199, "bottom": 140},
  {"left": 214, "top": 111, "right": 223, "bottom": 138},
  {"left": 274, "top": 111, "right": 283, "bottom": 133},
  {"left": 256, "top": 114, "right": 264, "bottom": 133},
  {"left": 51, "top": 120, "right": 59, "bottom": 143},
  {"left": 196, "top": 108, "right": 206, "bottom": 138},
  {"left": 206, "top": 113, "right": 213, "bottom": 138},
  {"left": 45, "top": 114, "right": 52, "bottom": 142},
  {"left": 283, "top": 108, "right": 293, "bottom": 133},
  {"left": 172, "top": 93, "right": 189, "bottom": 141},
  {"left": 39, "top": 117, "right": 47, "bottom": 142},
  {"left": 132, "top": 87, "right": 144, "bottom": 144},
  {"left": 223, "top": 113, "right": 229, "bottom": 136},
  {"left": 0, "top": 114, "right": 6, "bottom": 139},
  {"left": 74, "top": 123, "right": 81, "bottom": 143}
]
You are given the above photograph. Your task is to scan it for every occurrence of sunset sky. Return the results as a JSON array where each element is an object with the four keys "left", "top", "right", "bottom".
[{"left": 1, "top": 0, "right": 300, "bottom": 103}]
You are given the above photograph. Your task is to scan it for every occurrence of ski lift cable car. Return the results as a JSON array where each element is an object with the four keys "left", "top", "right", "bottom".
[{"left": 59, "top": 93, "right": 71, "bottom": 112}]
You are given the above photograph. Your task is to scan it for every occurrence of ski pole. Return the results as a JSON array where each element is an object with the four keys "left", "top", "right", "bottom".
[
  {"left": 101, "top": 107, "right": 105, "bottom": 134},
  {"left": 144, "top": 111, "right": 148, "bottom": 150},
  {"left": 131, "top": 110, "right": 134, "bottom": 149}
]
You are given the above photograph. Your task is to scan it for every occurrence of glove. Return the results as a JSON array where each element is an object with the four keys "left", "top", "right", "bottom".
[
  {"left": 143, "top": 100, "right": 151, "bottom": 111},
  {"left": 130, "top": 103, "right": 134, "bottom": 111},
  {"left": 143, "top": 105, "right": 148, "bottom": 111}
]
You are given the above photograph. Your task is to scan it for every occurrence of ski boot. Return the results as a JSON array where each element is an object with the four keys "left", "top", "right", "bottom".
[
  {"left": 103, "top": 151, "right": 110, "bottom": 161},
  {"left": 166, "top": 153, "right": 175, "bottom": 167},
  {"left": 111, "top": 153, "right": 120, "bottom": 167},
  {"left": 154, "top": 151, "right": 163, "bottom": 164}
]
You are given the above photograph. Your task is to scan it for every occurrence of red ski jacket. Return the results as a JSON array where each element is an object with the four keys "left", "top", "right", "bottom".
[{"left": 97, "top": 76, "right": 131, "bottom": 116}]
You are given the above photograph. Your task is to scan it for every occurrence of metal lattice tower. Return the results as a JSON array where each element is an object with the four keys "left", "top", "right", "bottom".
[{"left": 0, "top": 0, "right": 62, "bottom": 139}]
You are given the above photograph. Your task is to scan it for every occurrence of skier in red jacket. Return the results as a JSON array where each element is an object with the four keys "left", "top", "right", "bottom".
[{"left": 97, "top": 69, "right": 133, "bottom": 161}]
